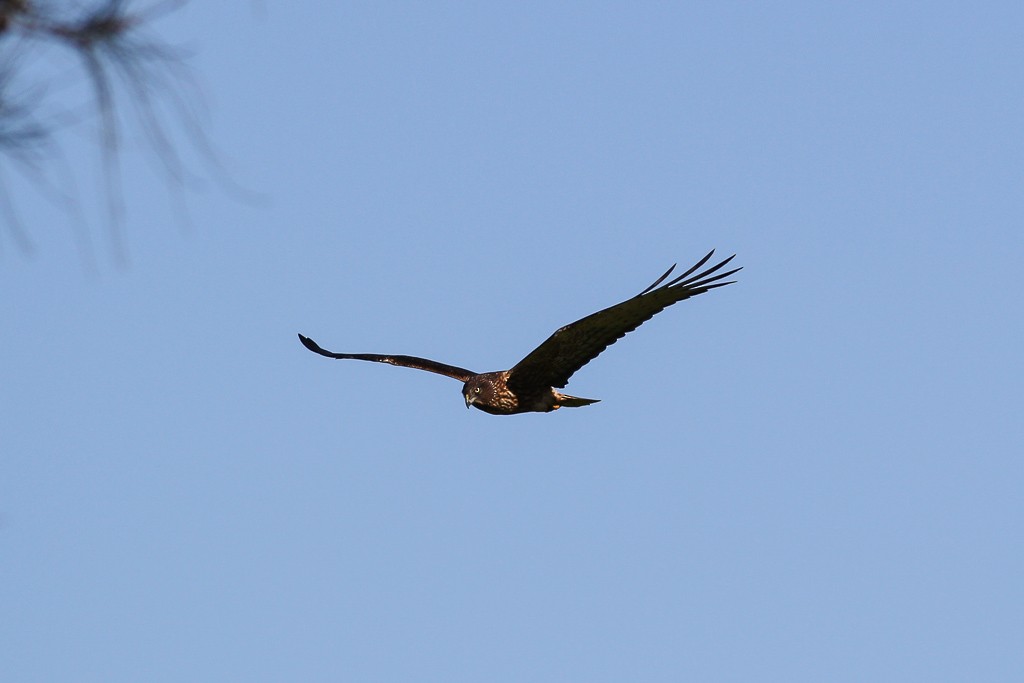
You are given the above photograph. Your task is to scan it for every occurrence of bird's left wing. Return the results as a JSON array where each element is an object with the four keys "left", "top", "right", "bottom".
[
  {"left": 507, "top": 250, "right": 740, "bottom": 393},
  {"left": 298, "top": 334, "right": 477, "bottom": 382}
]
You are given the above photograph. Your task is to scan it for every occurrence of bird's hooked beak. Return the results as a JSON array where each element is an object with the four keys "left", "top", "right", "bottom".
[{"left": 464, "top": 393, "right": 474, "bottom": 409}]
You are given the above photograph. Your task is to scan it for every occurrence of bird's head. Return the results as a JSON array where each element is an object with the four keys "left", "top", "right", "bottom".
[{"left": 462, "top": 377, "right": 494, "bottom": 410}]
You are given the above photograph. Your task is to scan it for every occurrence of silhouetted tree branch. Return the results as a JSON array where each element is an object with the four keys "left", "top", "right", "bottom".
[{"left": 0, "top": 0, "right": 229, "bottom": 263}]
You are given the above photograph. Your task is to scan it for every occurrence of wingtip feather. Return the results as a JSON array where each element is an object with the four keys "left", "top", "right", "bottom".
[
  {"left": 298, "top": 333, "right": 324, "bottom": 354},
  {"left": 639, "top": 263, "right": 678, "bottom": 296}
]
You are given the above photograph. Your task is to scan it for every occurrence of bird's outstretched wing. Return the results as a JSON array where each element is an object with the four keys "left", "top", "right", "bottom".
[
  {"left": 506, "top": 250, "right": 740, "bottom": 393},
  {"left": 298, "top": 334, "right": 477, "bottom": 382}
]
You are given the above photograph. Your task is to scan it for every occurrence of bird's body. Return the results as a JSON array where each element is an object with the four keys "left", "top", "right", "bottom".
[
  {"left": 299, "top": 250, "right": 740, "bottom": 415},
  {"left": 459, "top": 371, "right": 599, "bottom": 414}
]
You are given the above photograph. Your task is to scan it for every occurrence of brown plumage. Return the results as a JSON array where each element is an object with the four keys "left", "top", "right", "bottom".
[{"left": 299, "top": 249, "right": 740, "bottom": 415}]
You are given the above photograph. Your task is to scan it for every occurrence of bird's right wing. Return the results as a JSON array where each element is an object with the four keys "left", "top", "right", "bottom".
[{"left": 298, "top": 334, "right": 477, "bottom": 382}]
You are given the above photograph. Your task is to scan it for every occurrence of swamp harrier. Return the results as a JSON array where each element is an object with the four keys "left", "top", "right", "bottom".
[{"left": 299, "top": 250, "right": 740, "bottom": 415}]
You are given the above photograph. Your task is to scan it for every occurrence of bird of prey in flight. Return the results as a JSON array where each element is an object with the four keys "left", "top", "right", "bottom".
[{"left": 299, "top": 250, "right": 740, "bottom": 415}]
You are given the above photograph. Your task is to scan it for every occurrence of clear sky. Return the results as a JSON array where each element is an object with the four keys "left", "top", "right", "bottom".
[{"left": 2, "top": 2, "right": 1022, "bottom": 681}]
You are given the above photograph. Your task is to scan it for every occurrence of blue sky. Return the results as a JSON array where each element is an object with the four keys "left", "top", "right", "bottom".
[{"left": 2, "top": 2, "right": 1022, "bottom": 681}]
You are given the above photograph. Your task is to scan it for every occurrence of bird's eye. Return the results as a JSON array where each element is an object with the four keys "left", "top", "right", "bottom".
[{"left": 474, "top": 387, "right": 481, "bottom": 394}]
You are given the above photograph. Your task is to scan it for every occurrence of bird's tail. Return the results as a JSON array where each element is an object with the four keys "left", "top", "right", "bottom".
[{"left": 553, "top": 391, "right": 600, "bottom": 409}]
